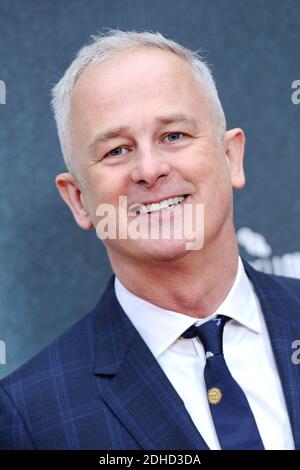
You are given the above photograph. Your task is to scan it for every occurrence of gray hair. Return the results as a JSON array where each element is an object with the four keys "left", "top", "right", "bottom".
[{"left": 51, "top": 29, "right": 226, "bottom": 176}]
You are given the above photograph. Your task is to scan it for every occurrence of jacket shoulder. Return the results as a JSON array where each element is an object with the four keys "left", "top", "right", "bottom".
[
  {"left": 0, "top": 305, "right": 98, "bottom": 449},
  {"left": 1, "top": 306, "right": 97, "bottom": 388},
  {"left": 243, "top": 258, "right": 300, "bottom": 300}
]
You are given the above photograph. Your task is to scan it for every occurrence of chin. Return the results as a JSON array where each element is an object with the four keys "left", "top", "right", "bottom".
[{"left": 133, "top": 238, "right": 192, "bottom": 262}]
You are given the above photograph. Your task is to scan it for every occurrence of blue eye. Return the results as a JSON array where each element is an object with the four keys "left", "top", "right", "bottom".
[
  {"left": 107, "top": 146, "right": 127, "bottom": 158},
  {"left": 164, "top": 132, "right": 184, "bottom": 142}
]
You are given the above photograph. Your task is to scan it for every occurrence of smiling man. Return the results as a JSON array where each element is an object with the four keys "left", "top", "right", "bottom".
[{"left": 0, "top": 30, "right": 299, "bottom": 450}]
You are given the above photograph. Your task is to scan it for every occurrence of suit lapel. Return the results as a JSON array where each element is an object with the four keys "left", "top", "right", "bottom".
[
  {"left": 92, "top": 276, "right": 208, "bottom": 450},
  {"left": 244, "top": 260, "right": 300, "bottom": 448}
]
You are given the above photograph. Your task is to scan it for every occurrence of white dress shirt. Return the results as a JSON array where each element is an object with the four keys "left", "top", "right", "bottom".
[{"left": 114, "top": 257, "right": 294, "bottom": 449}]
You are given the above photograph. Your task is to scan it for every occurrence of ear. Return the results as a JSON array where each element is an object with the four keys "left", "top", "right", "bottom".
[
  {"left": 224, "top": 128, "right": 246, "bottom": 189},
  {"left": 55, "top": 172, "right": 93, "bottom": 230}
]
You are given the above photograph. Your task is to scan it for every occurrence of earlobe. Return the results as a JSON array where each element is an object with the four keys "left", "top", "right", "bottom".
[
  {"left": 224, "top": 128, "right": 246, "bottom": 189},
  {"left": 55, "top": 172, "right": 93, "bottom": 230}
]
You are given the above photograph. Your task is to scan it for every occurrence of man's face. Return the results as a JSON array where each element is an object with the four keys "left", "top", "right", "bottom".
[{"left": 65, "top": 47, "right": 244, "bottom": 265}]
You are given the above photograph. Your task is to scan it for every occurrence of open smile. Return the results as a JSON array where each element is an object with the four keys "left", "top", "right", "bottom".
[{"left": 129, "top": 195, "right": 189, "bottom": 215}]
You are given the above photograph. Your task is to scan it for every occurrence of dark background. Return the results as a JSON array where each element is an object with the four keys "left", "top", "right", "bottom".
[{"left": 0, "top": 0, "right": 299, "bottom": 378}]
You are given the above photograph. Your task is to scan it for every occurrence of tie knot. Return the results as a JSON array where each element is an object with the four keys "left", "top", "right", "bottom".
[{"left": 182, "top": 315, "right": 230, "bottom": 356}]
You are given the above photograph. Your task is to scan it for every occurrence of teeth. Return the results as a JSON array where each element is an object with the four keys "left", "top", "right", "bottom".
[{"left": 140, "top": 195, "right": 185, "bottom": 214}]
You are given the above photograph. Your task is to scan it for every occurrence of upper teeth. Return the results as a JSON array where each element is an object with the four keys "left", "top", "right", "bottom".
[{"left": 132, "top": 195, "right": 185, "bottom": 214}]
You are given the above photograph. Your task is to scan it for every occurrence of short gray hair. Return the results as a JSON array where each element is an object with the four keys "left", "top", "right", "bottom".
[{"left": 51, "top": 29, "right": 226, "bottom": 176}]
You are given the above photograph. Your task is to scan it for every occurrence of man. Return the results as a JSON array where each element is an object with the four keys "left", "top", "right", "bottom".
[{"left": 0, "top": 29, "right": 299, "bottom": 450}]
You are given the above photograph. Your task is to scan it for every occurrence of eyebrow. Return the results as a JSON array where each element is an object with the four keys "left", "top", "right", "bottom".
[{"left": 88, "top": 113, "right": 199, "bottom": 149}]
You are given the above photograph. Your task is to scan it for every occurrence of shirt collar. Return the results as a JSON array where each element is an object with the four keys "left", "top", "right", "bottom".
[{"left": 114, "top": 256, "right": 261, "bottom": 358}]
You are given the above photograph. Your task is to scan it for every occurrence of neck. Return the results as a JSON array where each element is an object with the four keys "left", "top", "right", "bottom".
[{"left": 108, "top": 227, "right": 239, "bottom": 319}]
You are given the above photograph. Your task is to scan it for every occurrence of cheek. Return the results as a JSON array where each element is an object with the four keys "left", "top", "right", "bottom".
[
  {"left": 186, "top": 148, "right": 232, "bottom": 202},
  {"left": 184, "top": 150, "right": 220, "bottom": 184},
  {"left": 86, "top": 167, "right": 129, "bottom": 208},
  {"left": 198, "top": 144, "right": 231, "bottom": 184}
]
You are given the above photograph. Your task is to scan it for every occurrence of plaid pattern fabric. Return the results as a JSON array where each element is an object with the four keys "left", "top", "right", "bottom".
[{"left": 0, "top": 260, "right": 300, "bottom": 449}]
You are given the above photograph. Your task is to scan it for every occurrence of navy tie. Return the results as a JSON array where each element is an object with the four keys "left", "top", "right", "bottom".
[{"left": 182, "top": 315, "right": 264, "bottom": 450}]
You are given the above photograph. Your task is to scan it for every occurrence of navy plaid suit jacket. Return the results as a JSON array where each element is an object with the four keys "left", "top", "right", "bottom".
[{"left": 1, "top": 260, "right": 300, "bottom": 450}]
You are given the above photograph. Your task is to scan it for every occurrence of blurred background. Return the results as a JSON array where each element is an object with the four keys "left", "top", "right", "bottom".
[{"left": 0, "top": 0, "right": 299, "bottom": 378}]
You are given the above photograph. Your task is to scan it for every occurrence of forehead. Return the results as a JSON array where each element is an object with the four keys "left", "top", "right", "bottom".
[
  {"left": 70, "top": 47, "right": 205, "bottom": 119},
  {"left": 68, "top": 48, "right": 215, "bottom": 158}
]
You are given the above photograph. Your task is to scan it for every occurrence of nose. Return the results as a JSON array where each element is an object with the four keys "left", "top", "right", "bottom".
[{"left": 130, "top": 145, "right": 171, "bottom": 188}]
